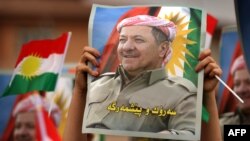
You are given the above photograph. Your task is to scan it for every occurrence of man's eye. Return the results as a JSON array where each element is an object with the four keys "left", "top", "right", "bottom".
[
  {"left": 26, "top": 123, "right": 35, "bottom": 129},
  {"left": 15, "top": 123, "right": 21, "bottom": 129},
  {"left": 234, "top": 81, "right": 240, "bottom": 88},
  {"left": 119, "top": 38, "right": 126, "bottom": 43},
  {"left": 135, "top": 39, "right": 144, "bottom": 43}
]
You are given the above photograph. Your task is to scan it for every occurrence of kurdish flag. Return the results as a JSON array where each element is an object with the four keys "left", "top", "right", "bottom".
[{"left": 1, "top": 32, "right": 71, "bottom": 97}]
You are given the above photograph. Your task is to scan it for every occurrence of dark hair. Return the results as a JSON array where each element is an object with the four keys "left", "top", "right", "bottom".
[{"left": 151, "top": 27, "right": 169, "bottom": 45}]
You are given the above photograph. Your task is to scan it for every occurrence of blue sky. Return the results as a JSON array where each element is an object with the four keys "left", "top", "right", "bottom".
[{"left": 92, "top": 6, "right": 132, "bottom": 53}]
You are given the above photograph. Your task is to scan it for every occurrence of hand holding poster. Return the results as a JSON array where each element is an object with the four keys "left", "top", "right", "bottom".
[{"left": 82, "top": 4, "right": 206, "bottom": 140}]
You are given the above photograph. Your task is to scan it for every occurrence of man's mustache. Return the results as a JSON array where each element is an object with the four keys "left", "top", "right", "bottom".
[{"left": 121, "top": 51, "right": 139, "bottom": 57}]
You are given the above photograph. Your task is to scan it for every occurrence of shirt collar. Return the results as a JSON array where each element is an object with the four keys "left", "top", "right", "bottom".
[{"left": 115, "top": 65, "right": 167, "bottom": 85}]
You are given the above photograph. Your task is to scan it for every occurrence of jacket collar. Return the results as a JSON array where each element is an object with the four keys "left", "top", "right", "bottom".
[{"left": 115, "top": 65, "right": 167, "bottom": 85}]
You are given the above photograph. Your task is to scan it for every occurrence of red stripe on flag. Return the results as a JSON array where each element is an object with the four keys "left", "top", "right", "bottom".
[
  {"left": 15, "top": 33, "right": 68, "bottom": 67},
  {"left": 207, "top": 14, "right": 218, "bottom": 35}
]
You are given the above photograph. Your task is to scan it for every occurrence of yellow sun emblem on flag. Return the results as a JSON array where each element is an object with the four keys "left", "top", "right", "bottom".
[
  {"left": 20, "top": 54, "right": 41, "bottom": 79},
  {"left": 163, "top": 12, "right": 196, "bottom": 76}
]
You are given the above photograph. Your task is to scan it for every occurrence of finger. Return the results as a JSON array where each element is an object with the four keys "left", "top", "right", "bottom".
[
  {"left": 195, "top": 56, "right": 215, "bottom": 72},
  {"left": 76, "top": 63, "right": 99, "bottom": 77},
  {"left": 199, "top": 48, "right": 211, "bottom": 61},
  {"left": 82, "top": 46, "right": 101, "bottom": 57},
  {"left": 204, "top": 63, "right": 218, "bottom": 75},
  {"left": 209, "top": 68, "right": 222, "bottom": 77},
  {"left": 81, "top": 52, "right": 100, "bottom": 67}
]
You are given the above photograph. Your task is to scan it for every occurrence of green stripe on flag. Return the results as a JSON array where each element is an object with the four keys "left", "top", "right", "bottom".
[
  {"left": 183, "top": 9, "right": 209, "bottom": 122},
  {"left": 183, "top": 8, "right": 202, "bottom": 86},
  {"left": 1, "top": 73, "right": 58, "bottom": 97}
]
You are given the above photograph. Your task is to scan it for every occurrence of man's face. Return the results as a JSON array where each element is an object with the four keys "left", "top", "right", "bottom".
[
  {"left": 233, "top": 69, "right": 250, "bottom": 113},
  {"left": 14, "top": 112, "right": 36, "bottom": 141},
  {"left": 117, "top": 26, "right": 165, "bottom": 76}
]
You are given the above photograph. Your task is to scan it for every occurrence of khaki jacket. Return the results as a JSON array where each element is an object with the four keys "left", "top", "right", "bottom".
[{"left": 85, "top": 66, "right": 197, "bottom": 135}]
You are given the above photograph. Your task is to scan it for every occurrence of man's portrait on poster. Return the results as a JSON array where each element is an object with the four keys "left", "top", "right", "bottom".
[{"left": 83, "top": 5, "right": 204, "bottom": 140}]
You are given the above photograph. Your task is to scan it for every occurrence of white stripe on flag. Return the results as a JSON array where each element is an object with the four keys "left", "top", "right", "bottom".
[
  {"left": 15, "top": 53, "right": 64, "bottom": 75},
  {"left": 205, "top": 33, "right": 212, "bottom": 49}
]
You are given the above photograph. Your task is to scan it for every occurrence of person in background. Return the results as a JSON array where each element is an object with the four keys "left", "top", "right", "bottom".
[
  {"left": 13, "top": 93, "right": 61, "bottom": 141},
  {"left": 220, "top": 55, "right": 250, "bottom": 137}
]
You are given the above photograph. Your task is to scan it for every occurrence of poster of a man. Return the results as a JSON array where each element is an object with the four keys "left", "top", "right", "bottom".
[{"left": 82, "top": 5, "right": 206, "bottom": 140}]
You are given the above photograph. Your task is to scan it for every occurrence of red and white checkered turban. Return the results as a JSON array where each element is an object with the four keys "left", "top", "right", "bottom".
[
  {"left": 117, "top": 15, "right": 176, "bottom": 42},
  {"left": 231, "top": 55, "right": 247, "bottom": 75},
  {"left": 13, "top": 94, "right": 61, "bottom": 126}
]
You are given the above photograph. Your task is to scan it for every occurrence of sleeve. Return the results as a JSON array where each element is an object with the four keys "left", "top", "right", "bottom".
[
  {"left": 162, "top": 76, "right": 197, "bottom": 135},
  {"left": 168, "top": 93, "right": 196, "bottom": 135},
  {"left": 219, "top": 112, "right": 240, "bottom": 139}
]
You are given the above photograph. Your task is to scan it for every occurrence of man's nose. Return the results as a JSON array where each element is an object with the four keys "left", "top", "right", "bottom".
[
  {"left": 18, "top": 126, "right": 29, "bottom": 135},
  {"left": 236, "top": 83, "right": 249, "bottom": 95},
  {"left": 122, "top": 39, "right": 135, "bottom": 51}
]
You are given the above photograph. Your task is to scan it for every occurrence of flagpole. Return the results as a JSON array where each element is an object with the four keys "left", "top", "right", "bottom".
[{"left": 215, "top": 75, "right": 244, "bottom": 103}]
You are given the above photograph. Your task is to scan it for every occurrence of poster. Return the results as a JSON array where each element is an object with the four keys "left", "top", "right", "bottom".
[{"left": 83, "top": 4, "right": 205, "bottom": 140}]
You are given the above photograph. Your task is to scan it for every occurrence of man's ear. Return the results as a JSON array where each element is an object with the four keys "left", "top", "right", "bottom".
[{"left": 159, "top": 41, "right": 169, "bottom": 57}]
